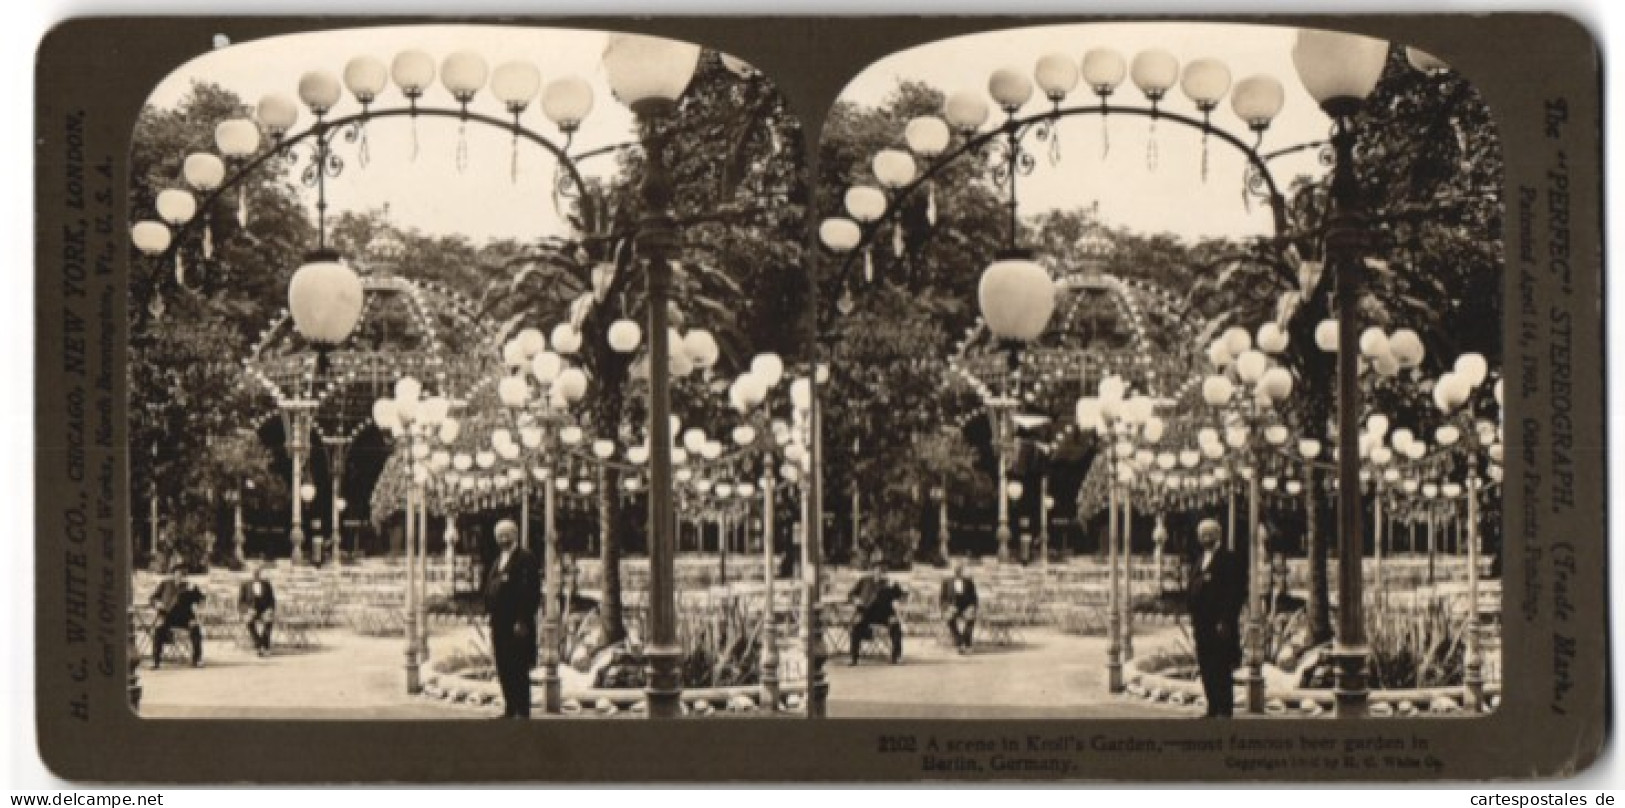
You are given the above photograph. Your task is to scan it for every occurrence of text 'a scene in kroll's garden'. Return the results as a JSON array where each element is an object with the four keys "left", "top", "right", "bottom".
[
  {"left": 129, "top": 25, "right": 816, "bottom": 719},
  {"left": 814, "top": 23, "right": 1502, "bottom": 719}
]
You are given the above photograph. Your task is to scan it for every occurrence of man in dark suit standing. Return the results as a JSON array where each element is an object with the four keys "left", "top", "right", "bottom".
[
  {"left": 485, "top": 519, "right": 540, "bottom": 719},
  {"left": 847, "top": 563, "right": 906, "bottom": 665},
  {"left": 939, "top": 562, "right": 979, "bottom": 654},
  {"left": 237, "top": 564, "right": 277, "bottom": 657},
  {"left": 1187, "top": 519, "right": 1247, "bottom": 718}
]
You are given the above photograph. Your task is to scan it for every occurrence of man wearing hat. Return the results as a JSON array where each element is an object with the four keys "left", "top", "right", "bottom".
[
  {"left": 485, "top": 519, "right": 541, "bottom": 719},
  {"left": 1187, "top": 518, "right": 1247, "bottom": 718},
  {"left": 846, "top": 562, "right": 907, "bottom": 665}
]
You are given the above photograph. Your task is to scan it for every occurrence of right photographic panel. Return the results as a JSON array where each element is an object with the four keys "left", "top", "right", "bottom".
[{"left": 814, "top": 22, "right": 1503, "bottom": 720}]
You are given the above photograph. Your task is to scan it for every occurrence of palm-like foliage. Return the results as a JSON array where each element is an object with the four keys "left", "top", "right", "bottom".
[{"left": 473, "top": 54, "right": 807, "bottom": 644}]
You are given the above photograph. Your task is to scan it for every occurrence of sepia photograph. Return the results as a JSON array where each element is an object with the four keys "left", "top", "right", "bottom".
[
  {"left": 126, "top": 24, "right": 817, "bottom": 719},
  {"left": 813, "top": 21, "right": 1504, "bottom": 719}
]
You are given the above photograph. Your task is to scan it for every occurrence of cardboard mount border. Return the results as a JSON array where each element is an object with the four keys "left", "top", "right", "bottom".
[{"left": 32, "top": 13, "right": 1605, "bottom": 782}]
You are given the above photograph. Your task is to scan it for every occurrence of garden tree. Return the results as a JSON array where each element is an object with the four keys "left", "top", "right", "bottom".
[
  {"left": 196, "top": 430, "right": 286, "bottom": 565},
  {"left": 819, "top": 285, "right": 961, "bottom": 562},
  {"left": 130, "top": 82, "right": 313, "bottom": 562},
  {"left": 1189, "top": 48, "right": 1504, "bottom": 645},
  {"left": 894, "top": 429, "right": 992, "bottom": 563},
  {"left": 129, "top": 288, "right": 272, "bottom": 568},
  {"left": 476, "top": 54, "right": 806, "bottom": 645}
]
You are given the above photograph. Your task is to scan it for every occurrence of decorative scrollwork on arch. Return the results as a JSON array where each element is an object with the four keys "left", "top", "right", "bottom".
[
  {"left": 300, "top": 146, "right": 344, "bottom": 188},
  {"left": 984, "top": 133, "right": 1038, "bottom": 194}
]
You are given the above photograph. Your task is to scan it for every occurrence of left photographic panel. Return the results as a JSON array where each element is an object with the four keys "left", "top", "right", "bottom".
[{"left": 127, "top": 25, "right": 811, "bottom": 720}]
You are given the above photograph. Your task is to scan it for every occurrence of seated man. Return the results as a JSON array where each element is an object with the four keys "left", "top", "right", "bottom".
[
  {"left": 150, "top": 568, "right": 206, "bottom": 669},
  {"left": 238, "top": 564, "right": 277, "bottom": 657},
  {"left": 939, "top": 562, "right": 979, "bottom": 654},
  {"left": 847, "top": 563, "right": 906, "bottom": 665}
]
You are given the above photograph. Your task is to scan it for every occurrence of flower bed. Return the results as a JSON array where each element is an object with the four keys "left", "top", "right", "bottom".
[
  {"left": 421, "top": 653, "right": 809, "bottom": 717},
  {"left": 1125, "top": 647, "right": 1500, "bottom": 718}
]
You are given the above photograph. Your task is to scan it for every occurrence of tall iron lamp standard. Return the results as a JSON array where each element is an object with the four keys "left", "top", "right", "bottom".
[
  {"left": 285, "top": 252, "right": 364, "bottom": 564},
  {"left": 372, "top": 380, "right": 454, "bottom": 694},
  {"left": 1290, "top": 29, "right": 1388, "bottom": 717},
  {"left": 602, "top": 33, "right": 702, "bottom": 720}
]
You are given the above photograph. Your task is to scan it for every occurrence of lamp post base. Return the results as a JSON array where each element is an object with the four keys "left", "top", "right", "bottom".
[
  {"left": 1242, "top": 666, "right": 1265, "bottom": 714},
  {"left": 541, "top": 615, "right": 563, "bottom": 714},
  {"left": 290, "top": 527, "right": 305, "bottom": 566},
  {"left": 995, "top": 525, "right": 1012, "bottom": 563},
  {"left": 541, "top": 668, "right": 562, "bottom": 715},
  {"left": 808, "top": 677, "right": 830, "bottom": 718},
  {"left": 404, "top": 648, "right": 421, "bottom": 695},
  {"left": 761, "top": 664, "right": 781, "bottom": 712},
  {"left": 1106, "top": 656, "right": 1124, "bottom": 694},
  {"left": 643, "top": 643, "right": 683, "bottom": 719},
  {"left": 761, "top": 620, "right": 781, "bottom": 710},
  {"left": 1464, "top": 655, "right": 1485, "bottom": 712},
  {"left": 1332, "top": 643, "right": 1369, "bottom": 717}
]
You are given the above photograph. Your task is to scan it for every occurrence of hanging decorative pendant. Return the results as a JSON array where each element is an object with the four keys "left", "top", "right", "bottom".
[
  {"left": 926, "top": 181, "right": 938, "bottom": 226},
  {"left": 1101, "top": 117, "right": 1110, "bottom": 160},
  {"left": 892, "top": 222, "right": 904, "bottom": 258},
  {"left": 202, "top": 224, "right": 214, "bottom": 260},
  {"left": 1146, "top": 117, "right": 1159, "bottom": 172},
  {"left": 1048, "top": 126, "right": 1063, "bottom": 166},
  {"left": 237, "top": 186, "right": 249, "bottom": 228},
  {"left": 174, "top": 251, "right": 187, "bottom": 289},
  {"left": 358, "top": 122, "right": 371, "bottom": 169},
  {"left": 510, "top": 132, "right": 520, "bottom": 184},
  {"left": 837, "top": 286, "right": 855, "bottom": 315},
  {"left": 1200, "top": 131, "right": 1211, "bottom": 184},
  {"left": 456, "top": 120, "right": 469, "bottom": 173},
  {"left": 863, "top": 247, "right": 874, "bottom": 283},
  {"left": 148, "top": 291, "right": 165, "bottom": 321},
  {"left": 411, "top": 118, "right": 421, "bottom": 162}
]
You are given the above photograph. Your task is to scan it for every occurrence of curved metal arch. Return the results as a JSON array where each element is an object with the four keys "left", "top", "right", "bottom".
[
  {"left": 151, "top": 104, "right": 622, "bottom": 267},
  {"left": 826, "top": 101, "right": 1317, "bottom": 311}
]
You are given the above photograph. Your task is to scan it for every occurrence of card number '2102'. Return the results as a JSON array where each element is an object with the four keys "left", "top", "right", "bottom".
[{"left": 878, "top": 736, "right": 917, "bottom": 753}]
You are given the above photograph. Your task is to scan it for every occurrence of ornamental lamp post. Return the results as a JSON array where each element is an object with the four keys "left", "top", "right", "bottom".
[
  {"left": 789, "top": 373, "right": 830, "bottom": 717},
  {"left": 602, "top": 32, "right": 702, "bottom": 720},
  {"left": 1076, "top": 377, "right": 1155, "bottom": 693},
  {"left": 1201, "top": 321, "right": 1295, "bottom": 713},
  {"left": 728, "top": 357, "right": 787, "bottom": 708},
  {"left": 284, "top": 252, "right": 364, "bottom": 566},
  {"left": 1039, "top": 488, "right": 1053, "bottom": 567},
  {"left": 931, "top": 483, "right": 949, "bottom": 563},
  {"left": 335, "top": 497, "right": 348, "bottom": 559},
  {"left": 1432, "top": 351, "right": 1496, "bottom": 711},
  {"left": 321, "top": 435, "right": 351, "bottom": 566},
  {"left": 1290, "top": 27, "right": 1388, "bottom": 718},
  {"left": 372, "top": 380, "right": 453, "bottom": 694}
]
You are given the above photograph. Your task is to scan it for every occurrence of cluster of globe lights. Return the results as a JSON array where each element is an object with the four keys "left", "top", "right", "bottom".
[
  {"left": 486, "top": 322, "right": 808, "bottom": 497},
  {"left": 369, "top": 376, "right": 463, "bottom": 491},
  {"left": 677, "top": 353, "right": 817, "bottom": 503},
  {"left": 1073, "top": 375, "right": 1168, "bottom": 482},
  {"left": 127, "top": 36, "right": 708, "bottom": 364},
  {"left": 1071, "top": 314, "right": 1498, "bottom": 509}
]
